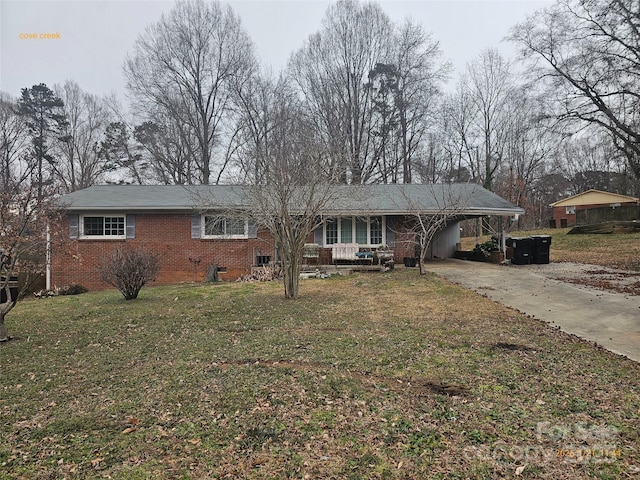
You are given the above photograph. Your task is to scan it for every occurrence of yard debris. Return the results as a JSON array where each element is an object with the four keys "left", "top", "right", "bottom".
[
  {"left": 300, "top": 269, "right": 332, "bottom": 279},
  {"left": 556, "top": 268, "right": 640, "bottom": 296},
  {"left": 236, "top": 265, "right": 282, "bottom": 283},
  {"left": 33, "top": 284, "right": 87, "bottom": 298}
]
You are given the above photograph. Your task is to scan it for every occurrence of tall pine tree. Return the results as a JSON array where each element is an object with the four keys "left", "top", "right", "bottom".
[{"left": 18, "top": 83, "right": 68, "bottom": 199}]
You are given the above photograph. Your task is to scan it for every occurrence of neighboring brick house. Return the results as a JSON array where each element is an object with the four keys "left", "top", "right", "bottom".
[
  {"left": 549, "top": 189, "right": 639, "bottom": 228},
  {"left": 50, "top": 184, "right": 523, "bottom": 291}
]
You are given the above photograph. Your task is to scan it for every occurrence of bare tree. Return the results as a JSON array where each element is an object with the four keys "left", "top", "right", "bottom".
[
  {"left": 436, "top": 84, "right": 478, "bottom": 184},
  {"left": 0, "top": 183, "right": 63, "bottom": 341},
  {"left": 124, "top": 0, "right": 257, "bottom": 184},
  {"left": 391, "top": 20, "right": 450, "bottom": 184},
  {"left": 53, "top": 80, "right": 114, "bottom": 192},
  {"left": 394, "top": 184, "right": 472, "bottom": 275},
  {"left": 557, "top": 134, "right": 630, "bottom": 194},
  {"left": 230, "top": 75, "right": 339, "bottom": 298},
  {"left": 230, "top": 72, "right": 283, "bottom": 183},
  {"left": 133, "top": 119, "right": 198, "bottom": 185},
  {"left": 510, "top": 0, "right": 640, "bottom": 179},
  {"left": 289, "top": 0, "right": 393, "bottom": 184},
  {"left": 466, "top": 49, "right": 514, "bottom": 192},
  {"left": 434, "top": 51, "right": 557, "bottom": 229},
  {"left": 491, "top": 86, "right": 555, "bottom": 229},
  {"left": 0, "top": 93, "right": 30, "bottom": 190}
]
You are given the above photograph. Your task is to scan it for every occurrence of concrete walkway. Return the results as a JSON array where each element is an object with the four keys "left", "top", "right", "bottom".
[{"left": 427, "top": 259, "right": 640, "bottom": 363}]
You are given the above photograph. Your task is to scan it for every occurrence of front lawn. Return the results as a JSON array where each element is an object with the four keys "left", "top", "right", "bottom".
[{"left": 1, "top": 270, "right": 638, "bottom": 478}]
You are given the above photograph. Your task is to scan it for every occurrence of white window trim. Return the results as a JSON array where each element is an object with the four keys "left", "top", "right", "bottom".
[
  {"left": 323, "top": 216, "right": 385, "bottom": 247},
  {"left": 566, "top": 206, "right": 576, "bottom": 215},
  {"left": 79, "top": 213, "right": 126, "bottom": 239},
  {"left": 202, "top": 215, "right": 249, "bottom": 239}
]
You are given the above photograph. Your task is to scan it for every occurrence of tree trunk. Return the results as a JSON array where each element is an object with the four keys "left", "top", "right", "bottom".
[
  {"left": 283, "top": 256, "right": 301, "bottom": 299},
  {"left": 418, "top": 241, "right": 428, "bottom": 275},
  {"left": 0, "top": 310, "right": 8, "bottom": 342}
]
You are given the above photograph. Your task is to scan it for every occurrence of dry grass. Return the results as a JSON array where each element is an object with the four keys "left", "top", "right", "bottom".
[{"left": 1, "top": 269, "right": 638, "bottom": 479}]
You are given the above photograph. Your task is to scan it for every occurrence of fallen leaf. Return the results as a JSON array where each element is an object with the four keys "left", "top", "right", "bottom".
[
  {"left": 515, "top": 465, "right": 526, "bottom": 475},
  {"left": 121, "top": 426, "right": 136, "bottom": 434}
]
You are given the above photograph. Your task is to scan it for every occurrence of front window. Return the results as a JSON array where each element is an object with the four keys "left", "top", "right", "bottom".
[
  {"left": 566, "top": 206, "right": 576, "bottom": 215},
  {"left": 204, "top": 216, "right": 248, "bottom": 238},
  {"left": 355, "top": 217, "right": 368, "bottom": 244},
  {"left": 370, "top": 216, "right": 382, "bottom": 245},
  {"left": 340, "top": 217, "right": 352, "bottom": 243},
  {"left": 82, "top": 216, "right": 125, "bottom": 238},
  {"left": 324, "top": 216, "right": 385, "bottom": 246},
  {"left": 325, "top": 218, "right": 338, "bottom": 244}
]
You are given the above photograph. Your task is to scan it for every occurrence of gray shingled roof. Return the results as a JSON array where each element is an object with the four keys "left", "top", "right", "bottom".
[{"left": 58, "top": 184, "right": 524, "bottom": 216}]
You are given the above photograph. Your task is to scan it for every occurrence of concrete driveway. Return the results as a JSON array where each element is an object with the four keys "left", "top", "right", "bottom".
[{"left": 427, "top": 259, "right": 640, "bottom": 363}]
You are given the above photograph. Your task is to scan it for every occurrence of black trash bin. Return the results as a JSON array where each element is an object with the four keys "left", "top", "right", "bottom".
[
  {"left": 507, "top": 237, "right": 534, "bottom": 265},
  {"left": 0, "top": 276, "right": 19, "bottom": 303},
  {"left": 532, "top": 235, "right": 552, "bottom": 264}
]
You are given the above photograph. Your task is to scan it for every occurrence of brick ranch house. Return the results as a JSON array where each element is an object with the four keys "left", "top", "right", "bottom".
[
  {"left": 550, "top": 189, "right": 639, "bottom": 228},
  {"left": 49, "top": 184, "right": 523, "bottom": 291}
]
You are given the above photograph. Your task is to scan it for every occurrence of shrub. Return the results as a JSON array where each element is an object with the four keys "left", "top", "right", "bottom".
[
  {"left": 99, "top": 248, "right": 160, "bottom": 300},
  {"left": 473, "top": 240, "right": 499, "bottom": 258}
]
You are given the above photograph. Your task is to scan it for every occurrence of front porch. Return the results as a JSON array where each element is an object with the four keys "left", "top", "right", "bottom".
[{"left": 302, "top": 242, "right": 396, "bottom": 269}]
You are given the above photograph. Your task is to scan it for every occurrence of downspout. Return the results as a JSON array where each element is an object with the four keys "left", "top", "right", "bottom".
[{"left": 46, "top": 221, "right": 51, "bottom": 290}]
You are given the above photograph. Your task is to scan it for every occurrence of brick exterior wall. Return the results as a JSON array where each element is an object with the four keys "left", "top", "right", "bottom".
[
  {"left": 51, "top": 214, "right": 276, "bottom": 291},
  {"left": 50, "top": 213, "right": 457, "bottom": 291}
]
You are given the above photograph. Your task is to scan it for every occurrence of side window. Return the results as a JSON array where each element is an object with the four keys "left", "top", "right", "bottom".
[
  {"left": 81, "top": 215, "right": 125, "bottom": 238},
  {"left": 203, "top": 216, "right": 248, "bottom": 238}
]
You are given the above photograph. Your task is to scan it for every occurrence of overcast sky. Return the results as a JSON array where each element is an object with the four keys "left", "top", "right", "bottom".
[{"left": 1, "top": 0, "right": 552, "bottom": 101}]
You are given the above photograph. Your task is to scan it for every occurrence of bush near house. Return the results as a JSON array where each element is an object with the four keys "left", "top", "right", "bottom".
[{"left": 98, "top": 248, "right": 160, "bottom": 300}]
